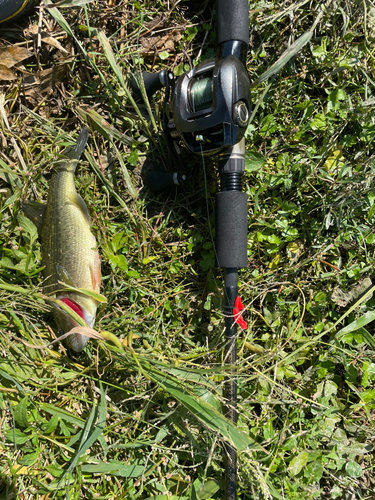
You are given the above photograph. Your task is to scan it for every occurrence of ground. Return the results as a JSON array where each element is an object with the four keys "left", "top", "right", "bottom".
[{"left": 0, "top": 1, "right": 375, "bottom": 499}]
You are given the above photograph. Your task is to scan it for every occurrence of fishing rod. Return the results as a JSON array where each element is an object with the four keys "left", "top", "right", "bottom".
[{"left": 132, "top": 1, "right": 251, "bottom": 498}]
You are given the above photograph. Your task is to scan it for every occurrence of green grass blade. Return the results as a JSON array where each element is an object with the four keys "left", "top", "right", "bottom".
[
  {"left": 96, "top": 31, "right": 126, "bottom": 88},
  {"left": 252, "top": 31, "right": 312, "bottom": 87},
  {"left": 146, "top": 367, "right": 263, "bottom": 452},
  {"left": 40, "top": 403, "right": 86, "bottom": 428},
  {"left": 57, "top": 281, "right": 107, "bottom": 303},
  {"left": 81, "top": 461, "right": 147, "bottom": 477},
  {"left": 336, "top": 311, "right": 375, "bottom": 337},
  {"left": 113, "top": 144, "right": 138, "bottom": 199}
]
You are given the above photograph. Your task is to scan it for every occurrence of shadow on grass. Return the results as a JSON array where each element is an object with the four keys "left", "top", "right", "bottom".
[{"left": 0, "top": 474, "right": 17, "bottom": 500}]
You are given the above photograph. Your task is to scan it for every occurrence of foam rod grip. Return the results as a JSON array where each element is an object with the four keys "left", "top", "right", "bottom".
[
  {"left": 215, "top": 191, "right": 247, "bottom": 269},
  {"left": 216, "top": 0, "right": 249, "bottom": 46}
]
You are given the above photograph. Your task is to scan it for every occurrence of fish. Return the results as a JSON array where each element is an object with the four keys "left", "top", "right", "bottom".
[{"left": 23, "top": 128, "right": 101, "bottom": 352}]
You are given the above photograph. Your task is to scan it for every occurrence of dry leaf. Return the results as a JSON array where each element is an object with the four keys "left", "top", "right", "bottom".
[
  {"left": 0, "top": 46, "right": 33, "bottom": 69},
  {"left": 21, "top": 65, "right": 67, "bottom": 96},
  {"left": 12, "top": 465, "right": 39, "bottom": 476},
  {"left": 41, "top": 33, "right": 69, "bottom": 54},
  {"left": 24, "top": 25, "right": 68, "bottom": 53},
  {"left": 38, "top": 65, "right": 67, "bottom": 93},
  {"left": 0, "top": 65, "right": 17, "bottom": 81},
  {"left": 331, "top": 277, "right": 373, "bottom": 307},
  {"left": 141, "top": 29, "right": 182, "bottom": 55}
]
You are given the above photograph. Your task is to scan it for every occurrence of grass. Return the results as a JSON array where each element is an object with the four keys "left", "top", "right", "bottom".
[{"left": 1, "top": 0, "right": 375, "bottom": 498}]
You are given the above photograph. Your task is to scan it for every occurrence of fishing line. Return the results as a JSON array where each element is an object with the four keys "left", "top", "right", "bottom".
[
  {"left": 199, "top": 142, "right": 225, "bottom": 303},
  {"left": 190, "top": 78, "right": 214, "bottom": 113},
  {"left": 199, "top": 141, "right": 241, "bottom": 370}
]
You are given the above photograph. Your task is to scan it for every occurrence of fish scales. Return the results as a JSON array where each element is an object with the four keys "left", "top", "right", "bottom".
[
  {"left": 42, "top": 165, "right": 98, "bottom": 295},
  {"left": 23, "top": 129, "right": 101, "bottom": 352}
]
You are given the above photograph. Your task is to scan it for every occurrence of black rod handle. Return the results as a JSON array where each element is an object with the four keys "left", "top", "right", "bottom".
[
  {"left": 216, "top": 0, "right": 249, "bottom": 46},
  {"left": 215, "top": 141, "right": 248, "bottom": 269}
]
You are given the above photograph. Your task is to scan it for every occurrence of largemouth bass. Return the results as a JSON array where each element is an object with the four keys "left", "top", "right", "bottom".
[{"left": 23, "top": 129, "right": 101, "bottom": 352}]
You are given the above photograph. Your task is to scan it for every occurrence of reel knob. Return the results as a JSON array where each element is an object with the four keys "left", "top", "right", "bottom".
[{"left": 233, "top": 101, "right": 249, "bottom": 128}]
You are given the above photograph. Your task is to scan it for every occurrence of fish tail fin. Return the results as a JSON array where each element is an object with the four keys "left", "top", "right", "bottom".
[{"left": 63, "top": 128, "right": 89, "bottom": 162}]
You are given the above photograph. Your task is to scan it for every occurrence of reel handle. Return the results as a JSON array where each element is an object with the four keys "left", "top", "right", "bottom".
[
  {"left": 130, "top": 71, "right": 167, "bottom": 99},
  {"left": 216, "top": 0, "right": 249, "bottom": 47},
  {"left": 143, "top": 169, "right": 186, "bottom": 195}
]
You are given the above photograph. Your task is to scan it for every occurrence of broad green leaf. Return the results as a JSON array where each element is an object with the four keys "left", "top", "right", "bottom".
[
  {"left": 362, "top": 362, "right": 375, "bottom": 388},
  {"left": 304, "top": 460, "right": 323, "bottom": 481},
  {"left": 197, "top": 479, "right": 220, "bottom": 499},
  {"left": 345, "top": 461, "right": 363, "bottom": 478},
  {"left": 159, "top": 50, "right": 169, "bottom": 60},
  {"left": 358, "top": 388, "right": 375, "bottom": 404},
  {"left": 328, "top": 88, "right": 347, "bottom": 110},
  {"left": 338, "top": 442, "right": 372, "bottom": 458},
  {"left": 19, "top": 449, "right": 41, "bottom": 466},
  {"left": 14, "top": 396, "right": 29, "bottom": 428},
  {"left": 5, "top": 428, "right": 31, "bottom": 445},
  {"left": 0, "top": 367, "right": 26, "bottom": 393},
  {"left": 324, "top": 380, "right": 338, "bottom": 398},
  {"left": 0, "top": 158, "right": 23, "bottom": 188},
  {"left": 17, "top": 213, "right": 38, "bottom": 244},
  {"left": 43, "top": 414, "right": 59, "bottom": 434},
  {"left": 288, "top": 450, "right": 309, "bottom": 476},
  {"left": 330, "top": 486, "right": 343, "bottom": 499},
  {"left": 45, "top": 465, "right": 64, "bottom": 478}
]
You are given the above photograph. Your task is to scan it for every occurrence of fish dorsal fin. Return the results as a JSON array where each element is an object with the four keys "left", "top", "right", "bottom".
[
  {"left": 54, "top": 128, "right": 89, "bottom": 173},
  {"left": 67, "top": 191, "right": 91, "bottom": 223},
  {"left": 56, "top": 264, "right": 78, "bottom": 288},
  {"left": 21, "top": 200, "right": 46, "bottom": 234}
]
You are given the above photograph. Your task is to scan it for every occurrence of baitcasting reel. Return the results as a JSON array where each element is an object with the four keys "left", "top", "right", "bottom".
[
  {"left": 131, "top": 0, "right": 251, "bottom": 194},
  {"left": 165, "top": 50, "right": 251, "bottom": 156}
]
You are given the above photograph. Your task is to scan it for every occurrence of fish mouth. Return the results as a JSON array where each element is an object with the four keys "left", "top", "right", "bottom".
[{"left": 53, "top": 297, "right": 95, "bottom": 353}]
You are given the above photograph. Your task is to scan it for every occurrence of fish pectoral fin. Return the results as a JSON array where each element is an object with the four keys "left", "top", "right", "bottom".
[
  {"left": 67, "top": 191, "right": 91, "bottom": 223},
  {"left": 56, "top": 264, "right": 78, "bottom": 288},
  {"left": 21, "top": 200, "right": 46, "bottom": 234}
]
